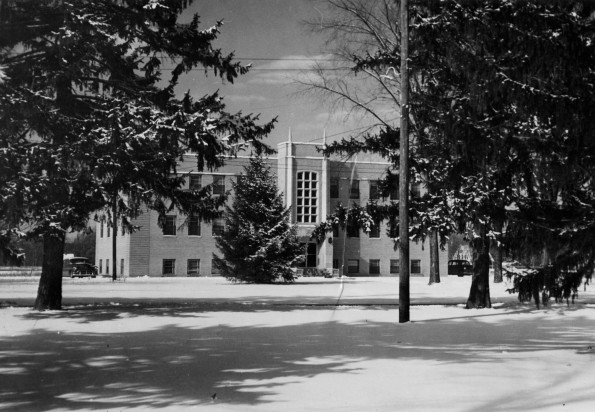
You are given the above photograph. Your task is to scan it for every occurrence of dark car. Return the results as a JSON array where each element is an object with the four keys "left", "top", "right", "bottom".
[
  {"left": 448, "top": 259, "right": 473, "bottom": 277},
  {"left": 63, "top": 257, "right": 98, "bottom": 278}
]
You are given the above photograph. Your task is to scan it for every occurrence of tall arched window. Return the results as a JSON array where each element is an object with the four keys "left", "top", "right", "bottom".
[{"left": 296, "top": 171, "right": 318, "bottom": 223}]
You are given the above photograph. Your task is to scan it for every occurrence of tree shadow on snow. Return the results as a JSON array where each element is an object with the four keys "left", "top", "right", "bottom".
[{"left": 0, "top": 305, "right": 594, "bottom": 410}]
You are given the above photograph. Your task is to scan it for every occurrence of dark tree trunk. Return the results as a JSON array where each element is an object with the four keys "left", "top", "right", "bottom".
[
  {"left": 466, "top": 226, "right": 492, "bottom": 309},
  {"left": 34, "top": 231, "right": 65, "bottom": 310},
  {"left": 429, "top": 229, "right": 440, "bottom": 284},
  {"left": 492, "top": 218, "right": 503, "bottom": 283}
]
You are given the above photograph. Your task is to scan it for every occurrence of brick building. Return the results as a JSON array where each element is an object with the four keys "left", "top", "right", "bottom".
[{"left": 95, "top": 135, "right": 448, "bottom": 278}]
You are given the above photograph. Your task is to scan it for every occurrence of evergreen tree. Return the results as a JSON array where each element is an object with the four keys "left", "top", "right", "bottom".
[
  {"left": 309, "top": 0, "right": 595, "bottom": 309},
  {"left": 214, "top": 157, "right": 303, "bottom": 283},
  {"left": 408, "top": 0, "right": 595, "bottom": 308},
  {"left": 0, "top": 0, "right": 274, "bottom": 309}
]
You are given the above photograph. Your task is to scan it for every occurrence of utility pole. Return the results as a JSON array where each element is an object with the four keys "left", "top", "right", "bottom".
[
  {"left": 111, "top": 194, "right": 118, "bottom": 281},
  {"left": 399, "top": 0, "right": 410, "bottom": 323}
]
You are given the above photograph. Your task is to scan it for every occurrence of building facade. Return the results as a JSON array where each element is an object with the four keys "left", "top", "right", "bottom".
[{"left": 95, "top": 136, "right": 448, "bottom": 278}]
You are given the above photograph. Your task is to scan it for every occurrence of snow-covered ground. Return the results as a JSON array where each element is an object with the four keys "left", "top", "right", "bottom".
[{"left": 1, "top": 276, "right": 594, "bottom": 411}]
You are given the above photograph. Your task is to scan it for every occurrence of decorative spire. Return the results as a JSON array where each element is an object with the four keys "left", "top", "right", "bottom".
[{"left": 288, "top": 127, "right": 292, "bottom": 143}]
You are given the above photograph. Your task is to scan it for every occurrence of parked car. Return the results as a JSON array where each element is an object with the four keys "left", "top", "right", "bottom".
[
  {"left": 448, "top": 259, "right": 473, "bottom": 277},
  {"left": 63, "top": 257, "right": 98, "bottom": 278}
]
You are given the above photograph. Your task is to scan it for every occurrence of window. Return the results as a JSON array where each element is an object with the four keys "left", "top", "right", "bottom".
[
  {"left": 106, "top": 259, "right": 110, "bottom": 275},
  {"left": 369, "top": 222, "right": 380, "bottom": 238},
  {"left": 350, "top": 179, "right": 359, "bottom": 199},
  {"left": 187, "top": 259, "right": 200, "bottom": 275},
  {"left": 369, "top": 180, "right": 380, "bottom": 200},
  {"left": 456, "top": 142, "right": 464, "bottom": 158},
  {"left": 411, "top": 259, "right": 421, "bottom": 274},
  {"left": 388, "top": 220, "right": 398, "bottom": 238},
  {"left": 99, "top": 259, "right": 103, "bottom": 274},
  {"left": 100, "top": 223, "right": 103, "bottom": 238},
  {"left": 163, "top": 259, "right": 175, "bottom": 276},
  {"left": 390, "top": 176, "right": 399, "bottom": 200},
  {"left": 411, "top": 183, "right": 422, "bottom": 199},
  {"left": 120, "top": 259, "right": 124, "bottom": 276},
  {"left": 189, "top": 175, "right": 202, "bottom": 191},
  {"left": 213, "top": 175, "right": 225, "bottom": 195},
  {"left": 212, "top": 217, "right": 225, "bottom": 236},
  {"left": 163, "top": 215, "right": 176, "bottom": 236},
  {"left": 330, "top": 178, "right": 339, "bottom": 198},
  {"left": 188, "top": 215, "right": 200, "bottom": 236},
  {"left": 296, "top": 171, "right": 318, "bottom": 223},
  {"left": 333, "top": 259, "right": 339, "bottom": 269},
  {"left": 347, "top": 222, "right": 359, "bottom": 238},
  {"left": 332, "top": 225, "right": 339, "bottom": 238},
  {"left": 370, "top": 259, "right": 380, "bottom": 275},
  {"left": 107, "top": 224, "right": 110, "bottom": 237},
  {"left": 211, "top": 259, "right": 221, "bottom": 275},
  {"left": 347, "top": 259, "right": 359, "bottom": 274},
  {"left": 301, "top": 243, "right": 317, "bottom": 268},
  {"left": 390, "top": 259, "right": 399, "bottom": 274}
]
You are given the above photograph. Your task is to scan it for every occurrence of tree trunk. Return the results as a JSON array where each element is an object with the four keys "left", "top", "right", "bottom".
[
  {"left": 398, "top": 0, "right": 410, "bottom": 323},
  {"left": 492, "top": 218, "right": 503, "bottom": 283},
  {"left": 429, "top": 229, "right": 440, "bottom": 284},
  {"left": 466, "top": 226, "right": 492, "bottom": 309},
  {"left": 34, "top": 231, "right": 65, "bottom": 310}
]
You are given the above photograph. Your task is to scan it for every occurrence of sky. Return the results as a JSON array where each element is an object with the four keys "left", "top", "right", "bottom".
[{"left": 173, "top": 0, "right": 367, "bottom": 148}]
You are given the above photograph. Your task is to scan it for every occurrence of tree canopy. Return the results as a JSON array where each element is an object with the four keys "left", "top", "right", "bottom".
[
  {"left": 0, "top": 0, "right": 275, "bottom": 309},
  {"left": 214, "top": 157, "right": 304, "bottom": 283},
  {"left": 307, "top": 0, "right": 595, "bottom": 309}
]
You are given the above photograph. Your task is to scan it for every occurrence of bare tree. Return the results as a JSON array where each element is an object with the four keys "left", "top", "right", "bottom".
[{"left": 300, "top": 1, "right": 441, "bottom": 319}]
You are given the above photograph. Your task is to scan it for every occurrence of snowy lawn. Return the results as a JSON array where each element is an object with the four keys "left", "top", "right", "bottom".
[{"left": 0, "top": 276, "right": 594, "bottom": 411}]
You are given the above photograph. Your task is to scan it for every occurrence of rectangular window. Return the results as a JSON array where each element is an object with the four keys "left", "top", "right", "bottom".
[
  {"left": 120, "top": 259, "right": 124, "bottom": 276},
  {"left": 332, "top": 225, "right": 339, "bottom": 238},
  {"left": 187, "top": 259, "right": 200, "bottom": 275},
  {"left": 330, "top": 178, "right": 339, "bottom": 198},
  {"left": 411, "top": 259, "right": 421, "bottom": 274},
  {"left": 350, "top": 179, "right": 359, "bottom": 199},
  {"left": 411, "top": 183, "right": 422, "bottom": 199},
  {"left": 107, "top": 224, "right": 110, "bottom": 237},
  {"left": 369, "top": 222, "right": 380, "bottom": 238},
  {"left": 163, "top": 215, "right": 176, "bottom": 236},
  {"left": 301, "top": 243, "right": 317, "bottom": 268},
  {"left": 390, "top": 259, "right": 399, "bottom": 274},
  {"left": 211, "top": 259, "right": 221, "bottom": 275},
  {"left": 213, "top": 175, "right": 225, "bottom": 195},
  {"left": 369, "top": 259, "right": 380, "bottom": 275},
  {"left": 188, "top": 215, "right": 200, "bottom": 236},
  {"left": 296, "top": 171, "right": 318, "bottom": 223},
  {"left": 106, "top": 259, "right": 110, "bottom": 275},
  {"left": 388, "top": 220, "right": 398, "bottom": 238},
  {"left": 333, "top": 259, "right": 339, "bottom": 269},
  {"left": 347, "top": 222, "right": 359, "bottom": 238},
  {"left": 99, "top": 259, "right": 103, "bottom": 274},
  {"left": 100, "top": 223, "right": 104, "bottom": 238},
  {"left": 347, "top": 259, "right": 359, "bottom": 274},
  {"left": 212, "top": 217, "right": 225, "bottom": 236},
  {"left": 163, "top": 259, "right": 175, "bottom": 276},
  {"left": 390, "top": 176, "right": 399, "bottom": 200},
  {"left": 189, "top": 175, "right": 202, "bottom": 191},
  {"left": 369, "top": 180, "right": 380, "bottom": 200}
]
